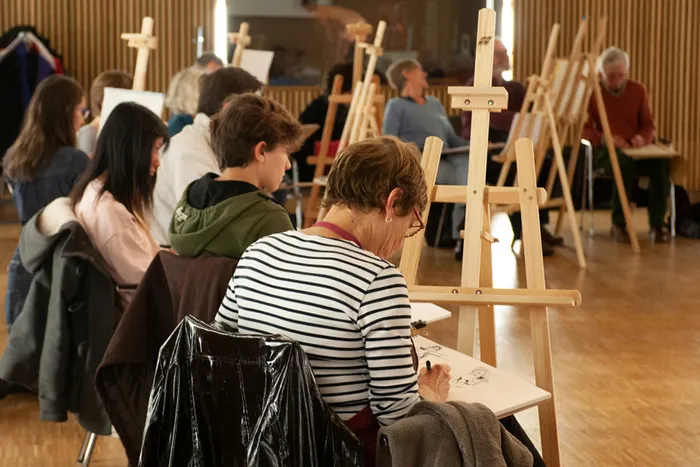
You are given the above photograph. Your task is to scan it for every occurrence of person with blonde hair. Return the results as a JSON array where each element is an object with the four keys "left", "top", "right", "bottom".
[{"left": 165, "top": 66, "right": 206, "bottom": 137}]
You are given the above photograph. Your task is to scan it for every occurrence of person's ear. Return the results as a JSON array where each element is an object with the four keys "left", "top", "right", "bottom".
[
  {"left": 253, "top": 141, "right": 266, "bottom": 163},
  {"left": 384, "top": 188, "right": 404, "bottom": 222}
]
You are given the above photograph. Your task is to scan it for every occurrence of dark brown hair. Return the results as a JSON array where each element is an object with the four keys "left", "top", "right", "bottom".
[
  {"left": 210, "top": 93, "right": 302, "bottom": 169},
  {"left": 70, "top": 102, "right": 169, "bottom": 221},
  {"left": 89, "top": 70, "right": 133, "bottom": 117},
  {"left": 323, "top": 136, "right": 427, "bottom": 216},
  {"left": 196, "top": 67, "right": 263, "bottom": 117},
  {"left": 3, "top": 75, "right": 84, "bottom": 182}
]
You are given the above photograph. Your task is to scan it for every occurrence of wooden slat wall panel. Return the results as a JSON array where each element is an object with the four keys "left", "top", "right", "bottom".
[
  {"left": 1, "top": 0, "right": 215, "bottom": 93},
  {"left": 513, "top": 0, "right": 700, "bottom": 189}
]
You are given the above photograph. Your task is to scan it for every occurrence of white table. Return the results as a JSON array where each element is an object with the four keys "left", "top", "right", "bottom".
[{"left": 413, "top": 336, "right": 551, "bottom": 418}]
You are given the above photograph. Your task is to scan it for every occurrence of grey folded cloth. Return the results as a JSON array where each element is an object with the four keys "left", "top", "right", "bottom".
[{"left": 377, "top": 401, "right": 533, "bottom": 467}]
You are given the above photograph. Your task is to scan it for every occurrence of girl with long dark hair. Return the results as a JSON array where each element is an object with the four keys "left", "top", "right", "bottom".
[
  {"left": 3, "top": 75, "right": 89, "bottom": 330},
  {"left": 70, "top": 102, "right": 168, "bottom": 307}
]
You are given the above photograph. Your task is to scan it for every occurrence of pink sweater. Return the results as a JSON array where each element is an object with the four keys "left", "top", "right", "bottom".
[{"left": 74, "top": 180, "right": 159, "bottom": 305}]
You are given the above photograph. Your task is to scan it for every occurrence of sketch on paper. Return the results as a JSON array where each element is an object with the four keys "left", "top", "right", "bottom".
[
  {"left": 451, "top": 367, "right": 491, "bottom": 388},
  {"left": 417, "top": 344, "right": 448, "bottom": 361}
]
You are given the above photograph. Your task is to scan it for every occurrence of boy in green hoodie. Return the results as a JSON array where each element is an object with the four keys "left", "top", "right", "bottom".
[{"left": 169, "top": 93, "right": 302, "bottom": 258}]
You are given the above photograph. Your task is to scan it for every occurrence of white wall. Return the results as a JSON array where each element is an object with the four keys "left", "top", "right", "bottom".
[{"left": 227, "top": 0, "right": 331, "bottom": 18}]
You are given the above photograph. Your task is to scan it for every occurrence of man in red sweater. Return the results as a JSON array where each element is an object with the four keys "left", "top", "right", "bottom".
[{"left": 584, "top": 47, "right": 670, "bottom": 243}]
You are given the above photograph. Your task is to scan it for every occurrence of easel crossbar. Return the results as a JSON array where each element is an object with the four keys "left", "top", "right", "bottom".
[
  {"left": 433, "top": 185, "right": 548, "bottom": 205},
  {"left": 409, "top": 287, "right": 581, "bottom": 308}
]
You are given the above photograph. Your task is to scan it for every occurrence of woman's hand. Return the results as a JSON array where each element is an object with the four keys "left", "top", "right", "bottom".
[{"left": 417, "top": 364, "right": 451, "bottom": 402}]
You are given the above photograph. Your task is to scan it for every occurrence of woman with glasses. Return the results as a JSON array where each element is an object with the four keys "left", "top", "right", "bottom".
[
  {"left": 3, "top": 75, "right": 89, "bottom": 331},
  {"left": 215, "top": 136, "right": 451, "bottom": 464}
]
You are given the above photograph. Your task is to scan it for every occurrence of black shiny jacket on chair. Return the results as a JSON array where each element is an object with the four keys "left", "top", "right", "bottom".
[{"left": 139, "top": 316, "right": 364, "bottom": 467}]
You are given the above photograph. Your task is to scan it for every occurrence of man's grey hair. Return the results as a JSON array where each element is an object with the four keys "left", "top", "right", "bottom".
[
  {"left": 597, "top": 46, "right": 630, "bottom": 73},
  {"left": 386, "top": 58, "right": 421, "bottom": 92}
]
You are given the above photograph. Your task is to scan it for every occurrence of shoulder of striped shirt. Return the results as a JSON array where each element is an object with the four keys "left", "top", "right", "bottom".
[{"left": 262, "top": 231, "right": 396, "bottom": 268}]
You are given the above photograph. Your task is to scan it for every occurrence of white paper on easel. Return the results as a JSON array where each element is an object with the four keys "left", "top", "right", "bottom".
[
  {"left": 99, "top": 87, "right": 165, "bottom": 133},
  {"left": 410, "top": 302, "right": 452, "bottom": 324},
  {"left": 569, "top": 59, "right": 590, "bottom": 119},
  {"left": 414, "top": 336, "right": 551, "bottom": 418},
  {"left": 240, "top": 49, "right": 275, "bottom": 84}
]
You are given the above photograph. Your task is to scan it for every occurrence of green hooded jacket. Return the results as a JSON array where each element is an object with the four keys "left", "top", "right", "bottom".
[{"left": 169, "top": 182, "right": 293, "bottom": 259}]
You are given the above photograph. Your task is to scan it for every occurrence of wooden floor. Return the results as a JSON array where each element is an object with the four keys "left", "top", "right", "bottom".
[{"left": 1, "top": 208, "right": 700, "bottom": 466}]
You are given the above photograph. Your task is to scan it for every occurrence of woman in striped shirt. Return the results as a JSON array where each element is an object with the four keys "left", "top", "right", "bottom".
[{"left": 215, "top": 136, "right": 451, "bottom": 448}]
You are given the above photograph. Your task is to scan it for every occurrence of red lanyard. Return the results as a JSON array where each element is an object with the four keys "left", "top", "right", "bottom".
[{"left": 312, "top": 222, "right": 364, "bottom": 249}]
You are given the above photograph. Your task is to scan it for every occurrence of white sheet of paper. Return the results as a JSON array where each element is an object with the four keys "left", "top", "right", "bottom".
[
  {"left": 99, "top": 88, "right": 165, "bottom": 133},
  {"left": 240, "top": 49, "right": 275, "bottom": 84},
  {"left": 410, "top": 302, "right": 452, "bottom": 324},
  {"left": 414, "top": 336, "right": 551, "bottom": 418}
]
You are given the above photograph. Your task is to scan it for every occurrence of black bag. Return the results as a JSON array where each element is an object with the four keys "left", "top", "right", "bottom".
[
  {"left": 674, "top": 184, "right": 700, "bottom": 239},
  {"left": 139, "top": 316, "right": 363, "bottom": 467}
]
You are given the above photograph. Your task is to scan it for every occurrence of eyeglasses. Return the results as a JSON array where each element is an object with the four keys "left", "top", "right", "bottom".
[{"left": 405, "top": 207, "right": 426, "bottom": 238}]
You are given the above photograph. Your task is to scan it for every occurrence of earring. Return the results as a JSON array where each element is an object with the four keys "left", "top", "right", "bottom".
[{"left": 385, "top": 217, "right": 392, "bottom": 223}]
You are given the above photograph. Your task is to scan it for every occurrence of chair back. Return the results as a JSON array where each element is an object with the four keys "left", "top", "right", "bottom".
[{"left": 140, "top": 316, "right": 363, "bottom": 466}]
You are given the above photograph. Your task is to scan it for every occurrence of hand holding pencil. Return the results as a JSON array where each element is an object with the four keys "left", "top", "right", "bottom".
[{"left": 417, "top": 361, "right": 451, "bottom": 402}]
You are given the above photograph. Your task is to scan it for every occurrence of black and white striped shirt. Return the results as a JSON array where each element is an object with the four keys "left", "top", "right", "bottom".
[{"left": 216, "top": 230, "right": 419, "bottom": 426}]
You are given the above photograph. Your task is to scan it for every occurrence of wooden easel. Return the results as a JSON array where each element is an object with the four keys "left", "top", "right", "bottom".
[
  {"left": 400, "top": 9, "right": 582, "bottom": 466},
  {"left": 121, "top": 17, "right": 157, "bottom": 91},
  {"left": 303, "top": 21, "right": 386, "bottom": 226},
  {"left": 340, "top": 20, "right": 387, "bottom": 149},
  {"left": 301, "top": 75, "right": 385, "bottom": 228},
  {"left": 229, "top": 22, "right": 251, "bottom": 68},
  {"left": 494, "top": 23, "right": 587, "bottom": 269},
  {"left": 346, "top": 22, "right": 373, "bottom": 90},
  {"left": 549, "top": 18, "right": 641, "bottom": 253}
]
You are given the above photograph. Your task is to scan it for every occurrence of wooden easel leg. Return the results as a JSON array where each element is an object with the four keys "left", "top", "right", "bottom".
[
  {"left": 478, "top": 202, "right": 496, "bottom": 366},
  {"left": 555, "top": 118, "right": 586, "bottom": 235},
  {"left": 589, "top": 59, "right": 640, "bottom": 253},
  {"left": 515, "top": 138, "right": 561, "bottom": 467},
  {"left": 304, "top": 183, "right": 322, "bottom": 228},
  {"left": 544, "top": 94, "right": 586, "bottom": 269},
  {"left": 531, "top": 308, "right": 560, "bottom": 467},
  {"left": 457, "top": 307, "right": 478, "bottom": 357},
  {"left": 400, "top": 137, "right": 444, "bottom": 285}
]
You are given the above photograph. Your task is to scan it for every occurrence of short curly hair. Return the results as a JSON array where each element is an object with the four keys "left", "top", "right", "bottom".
[{"left": 323, "top": 136, "right": 428, "bottom": 216}]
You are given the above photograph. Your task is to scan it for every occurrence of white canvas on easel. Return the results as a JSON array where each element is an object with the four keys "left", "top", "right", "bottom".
[
  {"left": 240, "top": 49, "right": 275, "bottom": 84},
  {"left": 99, "top": 87, "right": 165, "bottom": 133}
]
